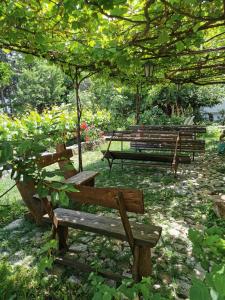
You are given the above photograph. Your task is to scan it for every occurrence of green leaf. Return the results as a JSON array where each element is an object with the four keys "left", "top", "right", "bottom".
[
  {"left": 190, "top": 279, "right": 211, "bottom": 300},
  {"left": 59, "top": 191, "right": 70, "bottom": 207},
  {"left": 176, "top": 41, "right": 185, "bottom": 51},
  {"left": 51, "top": 191, "right": 59, "bottom": 205},
  {"left": 24, "top": 54, "right": 34, "bottom": 64},
  {"left": 110, "top": 7, "right": 128, "bottom": 16},
  {"left": 193, "top": 24, "right": 201, "bottom": 32},
  {"left": 37, "top": 185, "right": 49, "bottom": 198},
  {"left": 65, "top": 184, "right": 78, "bottom": 192},
  {"left": 0, "top": 142, "right": 13, "bottom": 163},
  {"left": 38, "top": 256, "right": 54, "bottom": 273},
  {"left": 158, "top": 30, "right": 170, "bottom": 43}
]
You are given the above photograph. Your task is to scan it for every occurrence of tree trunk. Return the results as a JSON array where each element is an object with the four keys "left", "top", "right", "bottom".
[
  {"left": 0, "top": 88, "right": 7, "bottom": 113},
  {"left": 75, "top": 70, "right": 83, "bottom": 172},
  {"left": 135, "top": 84, "right": 141, "bottom": 125}
]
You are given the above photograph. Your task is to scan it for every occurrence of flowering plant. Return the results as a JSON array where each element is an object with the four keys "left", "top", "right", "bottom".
[{"left": 80, "top": 123, "right": 103, "bottom": 142}]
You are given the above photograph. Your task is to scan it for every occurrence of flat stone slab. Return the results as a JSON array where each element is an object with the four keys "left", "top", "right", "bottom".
[
  {"left": 3, "top": 218, "right": 24, "bottom": 230},
  {"left": 69, "top": 243, "right": 88, "bottom": 253}
]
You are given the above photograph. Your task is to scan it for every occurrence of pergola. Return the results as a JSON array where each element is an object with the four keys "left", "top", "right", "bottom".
[{"left": 0, "top": 0, "right": 225, "bottom": 169}]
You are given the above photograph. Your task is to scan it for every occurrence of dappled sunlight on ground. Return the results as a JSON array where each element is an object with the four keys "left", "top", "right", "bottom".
[{"left": 1, "top": 142, "right": 225, "bottom": 299}]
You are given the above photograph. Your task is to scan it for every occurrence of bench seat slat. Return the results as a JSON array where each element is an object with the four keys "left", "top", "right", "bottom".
[
  {"left": 64, "top": 171, "right": 99, "bottom": 185},
  {"left": 43, "top": 208, "right": 162, "bottom": 247},
  {"left": 101, "top": 150, "right": 191, "bottom": 164}
]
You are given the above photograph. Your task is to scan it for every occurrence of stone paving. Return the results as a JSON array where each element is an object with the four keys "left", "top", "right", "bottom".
[{"left": 1, "top": 150, "right": 225, "bottom": 299}]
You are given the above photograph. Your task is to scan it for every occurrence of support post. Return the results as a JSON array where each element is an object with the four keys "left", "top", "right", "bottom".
[
  {"left": 74, "top": 68, "right": 83, "bottom": 172},
  {"left": 16, "top": 180, "right": 46, "bottom": 223},
  {"left": 132, "top": 245, "right": 152, "bottom": 282},
  {"left": 116, "top": 192, "right": 134, "bottom": 254},
  {"left": 57, "top": 226, "right": 69, "bottom": 253}
]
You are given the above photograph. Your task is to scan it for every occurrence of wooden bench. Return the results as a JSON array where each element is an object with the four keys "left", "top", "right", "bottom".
[
  {"left": 102, "top": 131, "right": 191, "bottom": 175},
  {"left": 40, "top": 185, "right": 162, "bottom": 282},
  {"left": 130, "top": 130, "right": 205, "bottom": 159},
  {"left": 16, "top": 143, "right": 99, "bottom": 222},
  {"left": 130, "top": 125, "right": 206, "bottom": 160}
]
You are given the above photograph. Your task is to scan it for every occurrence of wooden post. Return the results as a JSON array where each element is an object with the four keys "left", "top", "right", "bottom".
[
  {"left": 132, "top": 245, "right": 140, "bottom": 282},
  {"left": 74, "top": 68, "right": 83, "bottom": 172},
  {"left": 102, "top": 131, "right": 114, "bottom": 161},
  {"left": 172, "top": 132, "right": 180, "bottom": 176},
  {"left": 138, "top": 246, "right": 152, "bottom": 277},
  {"left": 57, "top": 225, "right": 69, "bottom": 252},
  {"left": 132, "top": 245, "right": 152, "bottom": 282},
  {"left": 16, "top": 180, "right": 46, "bottom": 223},
  {"left": 56, "top": 143, "right": 78, "bottom": 179},
  {"left": 116, "top": 192, "right": 134, "bottom": 254}
]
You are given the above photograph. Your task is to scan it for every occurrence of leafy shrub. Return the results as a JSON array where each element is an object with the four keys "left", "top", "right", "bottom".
[
  {"left": 88, "top": 273, "right": 166, "bottom": 300},
  {"left": 0, "top": 105, "right": 110, "bottom": 207},
  {"left": 190, "top": 264, "right": 225, "bottom": 300},
  {"left": 189, "top": 226, "right": 225, "bottom": 271},
  {"left": 189, "top": 225, "right": 225, "bottom": 300},
  {"left": 140, "top": 107, "right": 185, "bottom": 125}
]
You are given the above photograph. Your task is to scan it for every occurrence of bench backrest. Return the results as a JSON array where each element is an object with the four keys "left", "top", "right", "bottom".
[
  {"left": 130, "top": 130, "right": 205, "bottom": 152},
  {"left": 17, "top": 143, "right": 77, "bottom": 221},
  {"left": 68, "top": 185, "right": 144, "bottom": 214},
  {"left": 55, "top": 144, "right": 78, "bottom": 179},
  {"left": 38, "top": 148, "right": 73, "bottom": 168},
  {"left": 129, "top": 125, "right": 206, "bottom": 134},
  {"left": 105, "top": 130, "right": 179, "bottom": 142}
]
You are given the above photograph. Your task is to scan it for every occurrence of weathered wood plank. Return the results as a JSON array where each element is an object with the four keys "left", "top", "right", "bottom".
[
  {"left": 116, "top": 192, "right": 134, "bottom": 253},
  {"left": 102, "top": 151, "right": 191, "bottom": 164},
  {"left": 130, "top": 125, "right": 206, "bottom": 133},
  {"left": 64, "top": 171, "right": 99, "bottom": 185},
  {"left": 56, "top": 144, "right": 78, "bottom": 179},
  {"left": 37, "top": 149, "right": 73, "bottom": 168},
  {"left": 43, "top": 208, "right": 162, "bottom": 247},
  {"left": 69, "top": 185, "right": 144, "bottom": 214},
  {"left": 130, "top": 140, "right": 205, "bottom": 152},
  {"left": 16, "top": 180, "right": 46, "bottom": 222},
  {"left": 138, "top": 246, "right": 152, "bottom": 278}
]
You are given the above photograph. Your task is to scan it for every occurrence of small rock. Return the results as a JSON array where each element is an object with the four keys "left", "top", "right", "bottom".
[
  {"left": 3, "top": 219, "right": 23, "bottom": 230},
  {"left": 0, "top": 251, "right": 10, "bottom": 259},
  {"left": 168, "top": 228, "right": 180, "bottom": 238},
  {"left": 160, "top": 273, "right": 172, "bottom": 284},
  {"left": 106, "top": 279, "right": 116, "bottom": 288},
  {"left": 176, "top": 279, "right": 191, "bottom": 298},
  {"left": 68, "top": 275, "right": 81, "bottom": 285},
  {"left": 78, "top": 236, "right": 94, "bottom": 243},
  {"left": 13, "top": 255, "right": 34, "bottom": 267},
  {"left": 122, "top": 270, "right": 132, "bottom": 278},
  {"left": 51, "top": 265, "right": 65, "bottom": 277},
  {"left": 194, "top": 263, "right": 206, "bottom": 280},
  {"left": 69, "top": 243, "right": 88, "bottom": 252}
]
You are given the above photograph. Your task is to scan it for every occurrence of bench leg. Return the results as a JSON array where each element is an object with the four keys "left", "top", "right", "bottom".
[
  {"left": 56, "top": 225, "right": 68, "bottom": 253},
  {"left": 84, "top": 178, "right": 95, "bottom": 187},
  {"left": 132, "top": 245, "right": 152, "bottom": 282},
  {"left": 139, "top": 246, "right": 152, "bottom": 278},
  {"left": 172, "top": 162, "right": 178, "bottom": 178},
  {"left": 108, "top": 158, "right": 114, "bottom": 173}
]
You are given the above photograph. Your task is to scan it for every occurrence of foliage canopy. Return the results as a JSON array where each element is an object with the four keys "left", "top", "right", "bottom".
[{"left": 0, "top": 0, "right": 224, "bottom": 84}]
